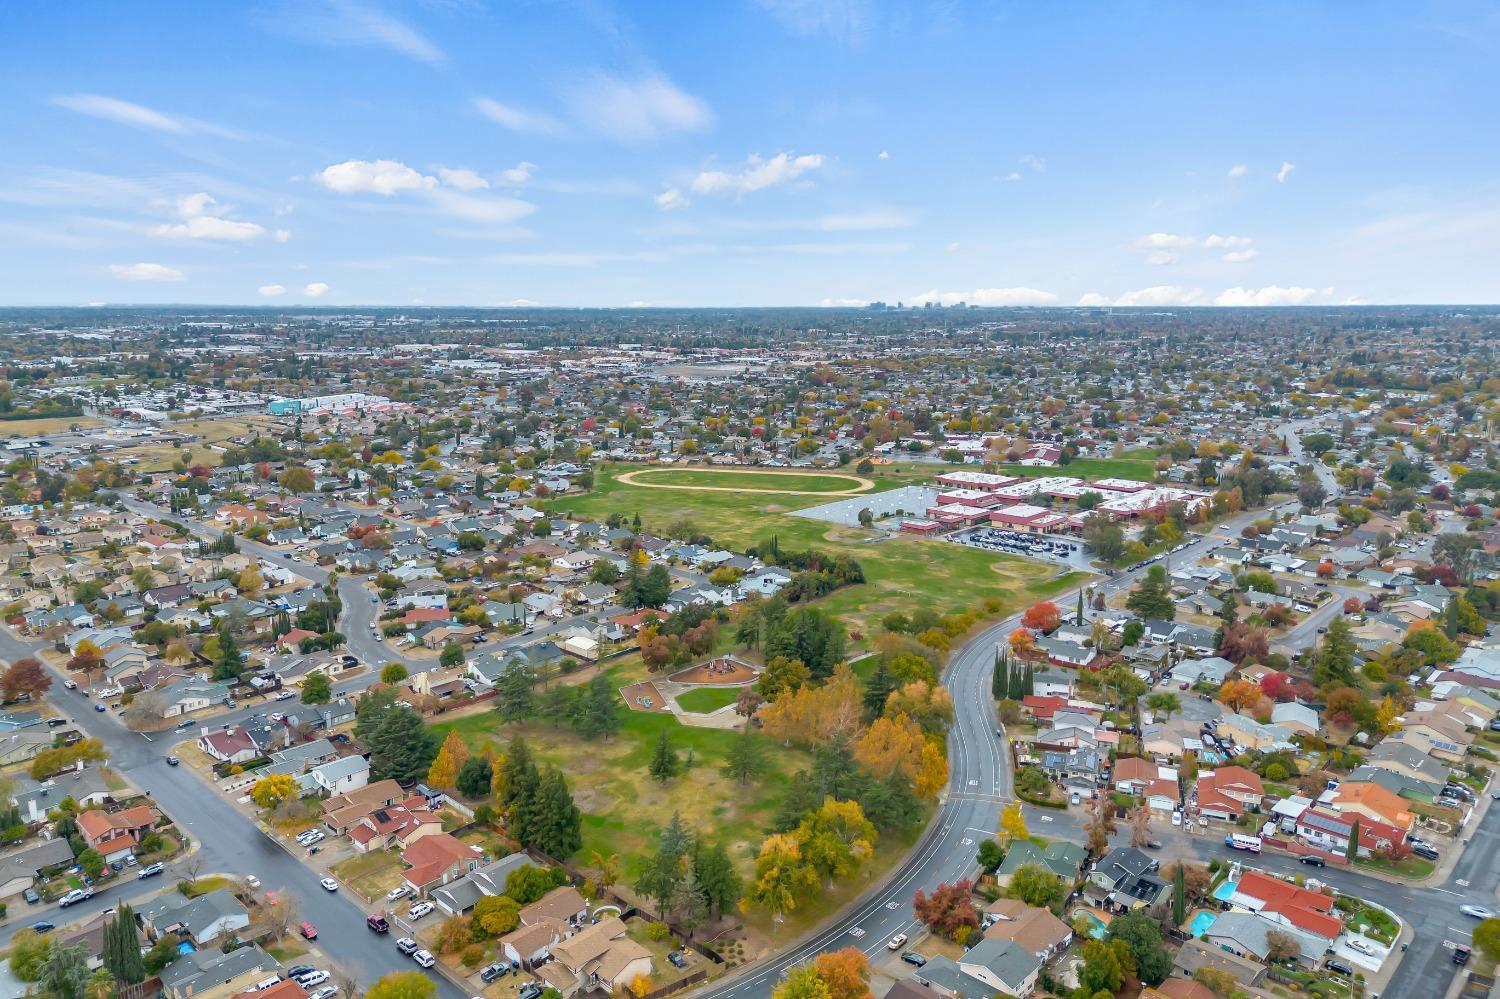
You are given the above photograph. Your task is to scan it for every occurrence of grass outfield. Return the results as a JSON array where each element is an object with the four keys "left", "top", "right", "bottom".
[
  {"left": 998, "top": 455, "right": 1158, "bottom": 482},
  {"left": 625, "top": 467, "right": 871, "bottom": 494},
  {"left": 674, "top": 687, "right": 741, "bottom": 713},
  {"left": 0, "top": 416, "right": 104, "bottom": 435},
  {"left": 548, "top": 464, "right": 1083, "bottom": 638}
]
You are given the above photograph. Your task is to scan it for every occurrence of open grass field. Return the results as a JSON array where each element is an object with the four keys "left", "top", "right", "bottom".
[
  {"left": 621, "top": 467, "right": 873, "bottom": 495},
  {"left": 548, "top": 464, "right": 1081, "bottom": 638},
  {"left": 997, "top": 454, "right": 1158, "bottom": 482},
  {"left": 0, "top": 416, "right": 104, "bottom": 436},
  {"left": 431, "top": 661, "right": 810, "bottom": 882},
  {"left": 674, "top": 687, "right": 741, "bottom": 713},
  {"left": 116, "top": 415, "right": 278, "bottom": 472}
]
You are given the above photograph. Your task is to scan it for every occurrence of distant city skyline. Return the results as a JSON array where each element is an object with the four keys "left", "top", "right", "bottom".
[{"left": 4, "top": 1, "right": 1499, "bottom": 307}]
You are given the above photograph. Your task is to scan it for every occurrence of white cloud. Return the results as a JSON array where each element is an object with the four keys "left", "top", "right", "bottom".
[
  {"left": 1077, "top": 292, "right": 1111, "bottom": 306},
  {"left": 150, "top": 193, "right": 267, "bottom": 241},
  {"left": 1003, "top": 171, "right": 1023, "bottom": 182},
  {"left": 500, "top": 298, "right": 542, "bottom": 307},
  {"left": 499, "top": 162, "right": 536, "bottom": 185},
  {"left": 1222, "top": 249, "right": 1258, "bottom": 263},
  {"left": 1227, "top": 163, "right": 1248, "bottom": 178},
  {"left": 472, "top": 97, "right": 566, "bottom": 136},
  {"left": 1133, "top": 233, "right": 1255, "bottom": 265},
  {"left": 1202, "top": 234, "right": 1252, "bottom": 248},
  {"left": 274, "top": 229, "right": 291, "bottom": 243},
  {"left": 690, "top": 153, "right": 825, "bottom": 196},
  {"left": 259, "top": 284, "right": 287, "bottom": 296},
  {"left": 756, "top": 0, "right": 868, "bottom": 42},
  {"left": 1214, "top": 285, "right": 1318, "bottom": 306},
  {"left": 316, "top": 159, "right": 436, "bottom": 195},
  {"left": 53, "top": 94, "right": 185, "bottom": 132},
  {"left": 1113, "top": 285, "right": 1205, "bottom": 306},
  {"left": 568, "top": 73, "right": 713, "bottom": 143},
  {"left": 437, "top": 167, "right": 489, "bottom": 190},
  {"left": 908, "top": 287, "right": 1059, "bottom": 307},
  {"left": 1276, "top": 161, "right": 1296, "bottom": 183},
  {"left": 655, "top": 187, "right": 690, "bottom": 211},
  {"left": 945, "top": 242, "right": 960, "bottom": 254},
  {"left": 109, "top": 262, "right": 184, "bottom": 282},
  {"left": 877, "top": 150, "right": 889, "bottom": 159},
  {"left": 303, "top": 282, "right": 330, "bottom": 298},
  {"left": 1018, "top": 154, "right": 1046, "bottom": 172},
  {"left": 819, "top": 297, "right": 870, "bottom": 307},
  {"left": 51, "top": 93, "right": 240, "bottom": 139},
  {"left": 270, "top": 0, "right": 443, "bottom": 65},
  {"left": 427, "top": 189, "right": 535, "bottom": 224},
  {"left": 487, "top": 250, "right": 663, "bottom": 267}
]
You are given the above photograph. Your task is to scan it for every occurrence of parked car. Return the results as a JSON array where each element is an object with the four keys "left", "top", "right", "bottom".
[
  {"left": 31, "top": 920, "right": 55, "bottom": 933},
  {"left": 283, "top": 966, "right": 316, "bottom": 981},
  {"left": 1455, "top": 944, "right": 1472, "bottom": 965},
  {"left": 517, "top": 985, "right": 542, "bottom": 999},
  {"left": 395, "top": 938, "right": 419, "bottom": 955},
  {"left": 367, "top": 915, "right": 390, "bottom": 933},
  {"left": 1298, "top": 855, "right": 1325, "bottom": 867},
  {"left": 481, "top": 964, "right": 509, "bottom": 983},
  {"left": 666, "top": 952, "right": 688, "bottom": 970},
  {"left": 23, "top": 888, "right": 39, "bottom": 904},
  {"left": 408, "top": 901, "right": 434, "bottom": 919},
  {"left": 295, "top": 971, "right": 330, "bottom": 988},
  {"left": 308, "top": 989, "right": 339, "bottom": 999},
  {"left": 176, "top": 720, "right": 193, "bottom": 729},
  {"left": 58, "top": 889, "right": 93, "bottom": 907},
  {"left": 299, "top": 922, "right": 318, "bottom": 940},
  {"left": 1325, "top": 959, "right": 1353, "bottom": 976},
  {"left": 412, "top": 950, "right": 436, "bottom": 969},
  {"left": 386, "top": 885, "right": 411, "bottom": 901},
  {"left": 901, "top": 952, "right": 927, "bottom": 967},
  {"left": 276, "top": 690, "right": 295, "bottom": 701},
  {"left": 137, "top": 862, "right": 165, "bottom": 878},
  {"left": 886, "top": 933, "right": 908, "bottom": 951},
  {"left": 1412, "top": 842, "right": 1440, "bottom": 861},
  {"left": 47, "top": 718, "right": 68, "bottom": 728}
]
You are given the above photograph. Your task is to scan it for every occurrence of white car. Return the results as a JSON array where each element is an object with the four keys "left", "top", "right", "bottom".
[
  {"left": 276, "top": 690, "right": 295, "bottom": 701},
  {"left": 308, "top": 989, "right": 339, "bottom": 999},
  {"left": 413, "top": 950, "right": 436, "bottom": 968},
  {"left": 269, "top": 712, "right": 284, "bottom": 723},
  {"left": 320, "top": 878, "right": 339, "bottom": 892},
  {"left": 1171, "top": 811, "right": 1182, "bottom": 826},
  {"left": 1348, "top": 940, "right": 1375, "bottom": 956},
  {"left": 1462, "top": 905, "right": 1493, "bottom": 919},
  {"left": 409, "top": 901, "right": 435, "bottom": 920},
  {"left": 886, "top": 933, "right": 908, "bottom": 951},
  {"left": 295, "top": 972, "right": 330, "bottom": 988},
  {"left": 386, "top": 885, "right": 412, "bottom": 901}
]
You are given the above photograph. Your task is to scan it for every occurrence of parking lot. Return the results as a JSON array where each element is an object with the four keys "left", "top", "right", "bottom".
[{"left": 948, "top": 527, "right": 1094, "bottom": 569}]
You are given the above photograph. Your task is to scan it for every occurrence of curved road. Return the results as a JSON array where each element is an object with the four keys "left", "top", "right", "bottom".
[{"left": 696, "top": 513, "right": 1263, "bottom": 999}]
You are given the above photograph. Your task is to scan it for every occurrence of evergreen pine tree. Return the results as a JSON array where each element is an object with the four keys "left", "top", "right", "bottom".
[
  {"left": 1172, "top": 866, "right": 1186, "bottom": 926},
  {"left": 1346, "top": 818, "right": 1360, "bottom": 862},
  {"left": 531, "top": 766, "right": 582, "bottom": 858},
  {"left": 497, "top": 667, "right": 536, "bottom": 722},
  {"left": 1024, "top": 661, "right": 1035, "bottom": 696},
  {"left": 648, "top": 730, "right": 680, "bottom": 783},
  {"left": 1075, "top": 590, "right": 1085, "bottom": 626},
  {"left": 864, "top": 659, "right": 896, "bottom": 715},
  {"left": 721, "top": 723, "right": 768, "bottom": 785}
]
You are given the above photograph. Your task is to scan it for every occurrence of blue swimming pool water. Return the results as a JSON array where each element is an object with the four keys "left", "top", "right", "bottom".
[
  {"left": 1213, "top": 879, "right": 1238, "bottom": 902},
  {"left": 1189, "top": 911, "right": 1218, "bottom": 937},
  {"left": 1072, "top": 909, "right": 1108, "bottom": 939}
]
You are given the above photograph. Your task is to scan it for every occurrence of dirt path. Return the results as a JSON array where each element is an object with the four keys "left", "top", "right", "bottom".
[{"left": 615, "top": 467, "right": 876, "bottom": 496}]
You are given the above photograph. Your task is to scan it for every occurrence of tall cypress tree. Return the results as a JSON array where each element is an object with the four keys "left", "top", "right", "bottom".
[
  {"left": 865, "top": 659, "right": 896, "bottom": 715},
  {"left": 104, "top": 903, "right": 144, "bottom": 984},
  {"left": 1075, "top": 591, "right": 1085, "bottom": 626}
]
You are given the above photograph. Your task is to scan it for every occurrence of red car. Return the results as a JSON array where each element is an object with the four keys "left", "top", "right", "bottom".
[{"left": 299, "top": 922, "right": 318, "bottom": 940}]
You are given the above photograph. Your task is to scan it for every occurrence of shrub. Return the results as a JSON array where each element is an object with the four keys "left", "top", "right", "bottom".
[
  {"left": 461, "top": 944, "right": 486, "bottom": 967},
  {"left": 645, "top": 921, "right": 670, "bottom": 942}
]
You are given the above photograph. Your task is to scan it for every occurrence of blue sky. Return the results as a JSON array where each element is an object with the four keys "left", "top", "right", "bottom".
[{"left": 4, "top": 1, "right": 1499, "bottom": 307}]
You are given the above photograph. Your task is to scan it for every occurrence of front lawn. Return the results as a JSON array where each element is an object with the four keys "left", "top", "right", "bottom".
[
  {"left": 1353, "top": 853, "right": 1435, "bottom": 879},
  {"left": 331, "top": 851, "right": 407, "bottom": 899}
]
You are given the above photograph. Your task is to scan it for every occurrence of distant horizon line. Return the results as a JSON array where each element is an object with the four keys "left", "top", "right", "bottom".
[{"left": 3, "top": 302, "right": 1498, "bottom": 312}]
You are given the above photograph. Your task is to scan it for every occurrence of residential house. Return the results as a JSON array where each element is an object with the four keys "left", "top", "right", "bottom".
[
  {"left": 1086, "top": 846, "right": 1168, "bottom": 911},
  {"left": 401, "top": 833, "right": 485, "bottom": 895},
  {"left": 913, "top": 940, "right": 1041, "bottom": 999},
  {"left": 160, "top": 945, "right": 278, "bottom": 999},
  {"left": 545, "top": 915, "right": 653, "bottom": 995},
  {"left": 1194, "top": 766, "right": 1264, "bottom": 822},
  {"left": 197, "top": 727, "right": 260, "bottom": 764},
  {"left": 994, "top": 840, "right": 1086, "bottom": 888},
  {"left": 0, "top": 838, "right": 75, "bottom": 900},
  {"left": 309, "top": 755, "right": 370, "bottom": 797},
  {"left": 1270, "top": 702, "right": 1320, "bottom": 736},
  {"left": 1328, "top": 782, "right": 1416, "bottom": 831},
  {"left": 1170, "top": 939, "right": 1267, "bottom": 991},
  {"left": 76, "top": 805, "right": 156, "bottom": 863},
  {"left": 322, "top": 779, "right": 407, "bottom": 835},
  {"left": 141, "top": 888, "right": 252, "bottom": 945},
  {"left": 1294, "top": 808, "right": 1406, "bottom": 858},
  {"left": 981, "top": 899, "right": 1073, "bottom": 961},
  {"left": 432, "top": 854, "right": 536, "bottom": 916}
]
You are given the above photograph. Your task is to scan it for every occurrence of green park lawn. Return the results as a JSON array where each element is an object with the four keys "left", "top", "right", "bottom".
[
  {"left": 625, "top": 467, "right": 874, "bottom": 493},
  {"left": 673, "top": 687, "right": 742, "bottom": 713},
  {"left": 548, "top": 464, "right": 1082, "bottom": 638},
  {"left": 997, "top": 452, "right": 1158, "bottom": 482},
  {"left": 431, "top": 661, "right": 810, "bottom": 883}
]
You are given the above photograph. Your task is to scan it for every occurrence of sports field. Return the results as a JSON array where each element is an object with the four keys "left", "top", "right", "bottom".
[
  {"left": 548, "top": 464, "right": 1082, "bottom": 638},
  {"left": 998, "top": 450, "right": 1158, "bottom": 482},
  {"left": 620, "top": 467, "right": 874, "bottom": 495}
]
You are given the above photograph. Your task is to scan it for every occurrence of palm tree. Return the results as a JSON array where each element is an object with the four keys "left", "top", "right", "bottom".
[{"left": 1145, "top": 692, "right": 1181, "bottom": 721}]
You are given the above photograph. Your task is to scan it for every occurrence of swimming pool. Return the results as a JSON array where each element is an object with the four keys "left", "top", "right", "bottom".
[
  {"left": 1071, "top": 908, "right": 1108, "bottom": 939},
  {"left": 1212, "top": 879, "right": 1238, "bottom": 902},
  {"left": 1189, "top": 911, "right": 1218, "bottom": 937}
]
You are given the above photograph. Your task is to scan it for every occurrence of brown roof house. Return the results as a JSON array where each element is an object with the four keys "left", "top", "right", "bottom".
[
  {"left": 981, "top": 898, "right": 1073, "bottom": 962},
  {"left": 401, "top": 833, "right": 485, "bottom": 895},
  {"left": 545, "top": 916, "right": 652, "bottom": 996},
  {"left": 77, "top": 805, "right": 156, "bottom": 863}
]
